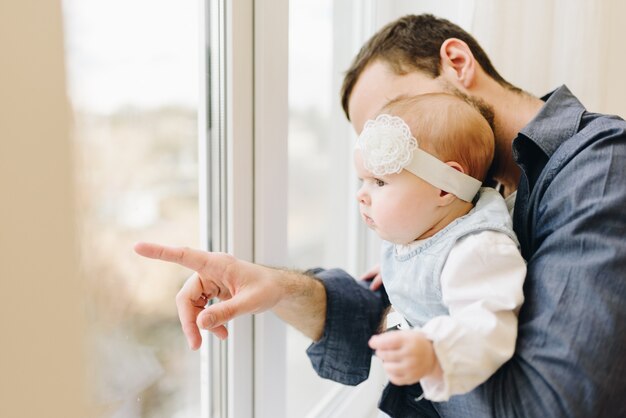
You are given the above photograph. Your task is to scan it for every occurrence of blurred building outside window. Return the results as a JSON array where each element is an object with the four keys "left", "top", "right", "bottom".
[{"left": 63, "top": 1, "right": 201, "bottom": 416}]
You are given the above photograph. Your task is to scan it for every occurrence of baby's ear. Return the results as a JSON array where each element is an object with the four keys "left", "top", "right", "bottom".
[
  {"left": 438, "top": 189, "right": 457, "bottom": 206},
  {"left": 445, "top": 160, "right": 467, "bottom": 175},
  {"left": 438, "top": 161, "right": 467, "bottom": 206}
]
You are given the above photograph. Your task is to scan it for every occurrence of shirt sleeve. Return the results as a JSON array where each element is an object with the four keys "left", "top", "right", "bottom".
[
  {"left": 305, "top": 268, "right": 389, "bottom": 386},
  {"left": 419, "top": 230, "right": 526, "bottom": 401}
]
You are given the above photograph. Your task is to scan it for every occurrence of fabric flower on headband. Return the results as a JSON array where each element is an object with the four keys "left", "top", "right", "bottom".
[
  {"left": 356, "top": 114, "right": 482, "bottom": 202},
  {"left": 357, "top": 114, "right": 417, "bottom": 176}
]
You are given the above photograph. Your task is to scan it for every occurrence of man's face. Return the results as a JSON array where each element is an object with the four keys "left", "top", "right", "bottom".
[{"left": 348, "top": 61, "right": 447, "bottom": 134}]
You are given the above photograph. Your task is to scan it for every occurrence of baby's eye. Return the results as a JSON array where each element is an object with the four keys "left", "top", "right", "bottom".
[{"left": 375, "top": 179, "right": 386, "bottom": 187}]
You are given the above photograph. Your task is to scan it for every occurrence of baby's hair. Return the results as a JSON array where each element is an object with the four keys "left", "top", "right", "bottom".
[{"left": 380, "top": 93, "right": 494, "bottom": 182}]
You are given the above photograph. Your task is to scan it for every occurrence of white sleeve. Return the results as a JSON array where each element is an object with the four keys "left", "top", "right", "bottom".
[{"left": 419, "top": 230, "right": 526, "bottom": 401}]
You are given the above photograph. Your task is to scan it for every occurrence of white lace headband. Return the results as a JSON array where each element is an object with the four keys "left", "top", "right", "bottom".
[{"left": 356, "top": 114, "right": 482, "bottom": 202}]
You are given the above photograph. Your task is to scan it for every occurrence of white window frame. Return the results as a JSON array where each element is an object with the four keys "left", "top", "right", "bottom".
[
  {"left": 199, "top": 0, "right": 255, "bottom": 417},
  {"left": 199, "top": 1, "right": 385, "bottom": 417}
]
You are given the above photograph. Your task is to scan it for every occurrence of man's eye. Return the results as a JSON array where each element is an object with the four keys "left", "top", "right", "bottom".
[{"left": 375, "top": 179, "right": 385, "bottom": 187}]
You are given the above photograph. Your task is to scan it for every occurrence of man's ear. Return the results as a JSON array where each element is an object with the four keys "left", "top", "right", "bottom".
[
  {"left": 438, "top": 161, "right": 469, "bottom": 206},
  {"left": 439, "top": 38, "right": 476, "bottom": 89}
]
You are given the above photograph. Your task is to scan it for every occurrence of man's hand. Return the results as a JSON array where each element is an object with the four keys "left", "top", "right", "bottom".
[
  {"left": 134, "top": 242, "right": 285, "bottom": 350},
  {"left": 369, "top": 330, "right": 440, "bottom": 386}
]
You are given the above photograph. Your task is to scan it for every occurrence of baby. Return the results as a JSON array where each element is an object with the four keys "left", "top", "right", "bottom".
[{"left": 357, "top": 93, "right": 526, "bottom": 401}]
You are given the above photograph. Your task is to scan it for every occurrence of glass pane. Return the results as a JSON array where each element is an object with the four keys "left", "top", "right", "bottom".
[
  {"left": 62, "top": 1, "right": 201, "bottom": 416},
  {"left": 287, "top": 0, "right": 348, "bottom": 415}
]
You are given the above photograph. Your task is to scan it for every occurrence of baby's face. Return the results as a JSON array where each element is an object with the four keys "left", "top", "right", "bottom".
[{"left": 354, "top": 150, "right": 444, "bottom": 244}]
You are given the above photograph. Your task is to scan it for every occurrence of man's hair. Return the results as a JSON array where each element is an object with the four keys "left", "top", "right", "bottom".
[
  {"left": 381, "top": 93, "right": 495, "bottom": 182},
  {"left": 341, "top": 14, "right": 517, "bottom": 120}
]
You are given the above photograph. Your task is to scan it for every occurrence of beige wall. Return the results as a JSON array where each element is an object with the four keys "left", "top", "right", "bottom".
[{"left": 0, "top": 1, "right": 86, "bottom": 416}]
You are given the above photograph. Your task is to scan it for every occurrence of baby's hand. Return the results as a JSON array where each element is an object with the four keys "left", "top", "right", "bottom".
[
  {"left": 360, "top": 263, "right": 383, "bottom": 290},
  {"left": 368, "top": 329, "right": 438, "bottom": 386}
]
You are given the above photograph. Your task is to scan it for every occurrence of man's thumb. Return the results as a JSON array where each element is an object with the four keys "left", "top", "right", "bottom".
[{"left": 197, "top": 299, "right": 240, "bottom": 330}]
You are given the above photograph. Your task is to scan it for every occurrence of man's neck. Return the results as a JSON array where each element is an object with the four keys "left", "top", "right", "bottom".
[{"left": 490, "top": 88, "right": 545, "bottom": 195}]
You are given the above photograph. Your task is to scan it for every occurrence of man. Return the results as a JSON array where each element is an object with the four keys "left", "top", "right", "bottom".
[{"left": 135, "top": 14, "right": 626, "bottom": 417}]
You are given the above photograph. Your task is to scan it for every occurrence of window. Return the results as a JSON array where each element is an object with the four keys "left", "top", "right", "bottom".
[
  {"left": 283, "top": 1, "right": 387, "bottom": 416},
  {"left": 286, "top": 1, "right": 354, "bottom": 415},
  {"left": 63, "top": 1, "right": 201, "bottom": 416}
]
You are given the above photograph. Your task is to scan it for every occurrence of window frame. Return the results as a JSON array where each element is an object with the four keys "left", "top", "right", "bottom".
[
  {"left": 200, "top": 1, "right": 385, "bottom": 417},
  {"left": 200, "top": 0, "right": 255, "bottom": 417}
]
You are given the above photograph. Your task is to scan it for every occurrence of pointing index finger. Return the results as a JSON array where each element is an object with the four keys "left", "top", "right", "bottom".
[{"left": 134, "top": 242, "right": 213, "bottom": 273}]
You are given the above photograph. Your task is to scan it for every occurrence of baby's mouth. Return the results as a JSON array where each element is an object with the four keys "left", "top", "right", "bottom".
[{"left": 362, "top": 213, "right": 375, "bottom": 227}]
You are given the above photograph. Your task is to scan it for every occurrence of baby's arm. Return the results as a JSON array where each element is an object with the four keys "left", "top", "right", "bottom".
[{"left": 419, "top": 230, "right": 526, "bottom": 401}]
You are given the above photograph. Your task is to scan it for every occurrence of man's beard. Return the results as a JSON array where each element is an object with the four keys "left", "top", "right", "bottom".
[
  {"left": 440, "top": 81, "right": 500, "bottom": 187},
  {"left": 441, "top": 82, "right": 496, "bottom": 133}
]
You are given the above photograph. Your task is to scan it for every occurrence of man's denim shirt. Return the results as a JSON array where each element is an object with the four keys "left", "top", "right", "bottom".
[{"left": 307, "top": 86, "right": 626, "bottom": 417}]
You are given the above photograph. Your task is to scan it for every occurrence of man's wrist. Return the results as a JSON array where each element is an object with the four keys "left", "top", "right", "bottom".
[{"left": 271, "top": 268, "right": 327, "bottom": 341}]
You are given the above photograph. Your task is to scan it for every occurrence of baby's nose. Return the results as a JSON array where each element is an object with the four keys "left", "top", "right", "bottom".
[{"left": 356, "top": 186, "right": 369, "bottom": 205}]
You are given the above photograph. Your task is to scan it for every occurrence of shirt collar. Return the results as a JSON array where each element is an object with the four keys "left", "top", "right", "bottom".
[{"left": 518, "top": 85, "right": 586, "bottom": 157}]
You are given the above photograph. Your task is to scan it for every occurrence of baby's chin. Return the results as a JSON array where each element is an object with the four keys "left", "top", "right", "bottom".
[
  {"left": 381, "top": 235, "right": 419, "bottom": 246},
  {"left": 371, "top": 222, "right": 429, "bottom": 244},
  {"left": 383, "top": 231, "right": 430, "bottom": 245}
]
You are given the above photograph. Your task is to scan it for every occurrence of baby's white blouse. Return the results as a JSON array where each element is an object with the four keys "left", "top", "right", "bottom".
[{"left": 381, "top": 187, "right": 526, "bottom": 401}]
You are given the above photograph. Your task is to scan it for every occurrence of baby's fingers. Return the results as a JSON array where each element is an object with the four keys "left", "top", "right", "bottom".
[
  {"left": 369, "top": 331, "right": 403, "bottom": 350},
  {"left": 360, "top": 263, "right": 380, "bottom": 281},
  {"left": 375, "top": 349, "right": 403, "bottom": 363},
  {"left": 369, "top": 274, "right": 383, "bottom": 290}
]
